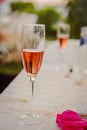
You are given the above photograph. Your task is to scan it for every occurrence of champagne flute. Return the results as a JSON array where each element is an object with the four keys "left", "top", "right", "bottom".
[
  {"left": 20, "top": 24, "right": 45, "bottom": 125},
  {"left": 57, "top": 23, "right": 70, "bottom": 76}
]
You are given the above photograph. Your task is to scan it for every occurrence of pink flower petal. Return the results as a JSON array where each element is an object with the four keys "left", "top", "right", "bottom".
[{"left": 56, "top": 109, "right": 87, "bottom": 130}]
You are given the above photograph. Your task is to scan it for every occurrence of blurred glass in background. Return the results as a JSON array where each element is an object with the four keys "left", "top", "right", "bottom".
[{"left": 76, "top": 26, "right": 87, "bottom": 85}]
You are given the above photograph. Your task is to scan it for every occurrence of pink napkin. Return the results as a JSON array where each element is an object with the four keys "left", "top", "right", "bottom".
[{"left": 56, "top": 110, "right": 87, "bottom": 130}]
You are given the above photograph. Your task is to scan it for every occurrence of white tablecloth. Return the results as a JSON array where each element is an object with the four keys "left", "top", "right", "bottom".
[{"left": 0, "top": 40, "right": 87, "bottom": 130}]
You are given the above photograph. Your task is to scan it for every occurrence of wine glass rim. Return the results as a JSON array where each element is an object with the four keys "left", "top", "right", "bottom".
[{"left": 22, "top": 24, "right": 45, "bottom": 27}]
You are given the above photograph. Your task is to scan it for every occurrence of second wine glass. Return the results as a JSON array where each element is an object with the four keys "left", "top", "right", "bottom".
[{"left": 57, "top": 23, "right": 70, "bottom": 75}]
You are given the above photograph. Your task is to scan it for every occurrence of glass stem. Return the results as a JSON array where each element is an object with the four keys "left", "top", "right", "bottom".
[
  {"left": 78, "top": 46, "right": 83, "bottom": 80},
  {"left": 29, "top": 77, "right": 35, "bottom": 116},
  {"left": 60, "top": 50, "right": 64, "bottom": 70},
  {"left": 31, "top": 78, "right": 35, "bottom": 98}
]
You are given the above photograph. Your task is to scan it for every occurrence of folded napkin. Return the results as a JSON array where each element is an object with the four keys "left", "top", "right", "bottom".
[{"left": 56, "top": 110, "right": 87, "bottom": 130}]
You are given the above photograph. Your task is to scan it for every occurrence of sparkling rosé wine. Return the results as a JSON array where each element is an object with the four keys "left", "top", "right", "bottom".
[
  {"left": 57, "top": 37, "right": 69, "bottom": 49},
  {"left": 22, "top": 49, "right": 44, "bottom": 76}
]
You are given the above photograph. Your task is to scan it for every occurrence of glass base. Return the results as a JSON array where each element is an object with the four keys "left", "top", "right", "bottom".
[
  {"left": 75, "top": 79, "right": 84, "bottom": 86},
  {"left": 19, "top": 113, "right": 45, "bottom": 125},
  {"left": 64, "top": 72, "right": 71, "bottom": 78}
]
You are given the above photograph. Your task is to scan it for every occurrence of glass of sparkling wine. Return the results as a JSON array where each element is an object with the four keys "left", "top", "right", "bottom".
[
  {"left": 20, "top": 24, "right": 45, "bottom": 125},
  {"left": 57, "top": 23, "right": 70, "bottom": 73}
]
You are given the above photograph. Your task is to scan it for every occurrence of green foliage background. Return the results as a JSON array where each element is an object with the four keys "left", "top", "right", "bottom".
[
  {"left": 36, "top": 7, "right": 61, "bottom": 40},
  {"left": 67, "top": 0, "right": 87, "bottom": 38},
  {"left": 10, "top": 2, "right": 61, "bottom": 40},
  {"left": 10, "top": 2, "right": 35, "bottom": 13},
  {"left": 10, "top": 1, "right": 87, "bottom": 39}
]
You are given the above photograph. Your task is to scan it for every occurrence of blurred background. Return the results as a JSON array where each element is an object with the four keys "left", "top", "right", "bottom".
[{"left": 0, "top": 0, "right": 87, "bottom": 92}]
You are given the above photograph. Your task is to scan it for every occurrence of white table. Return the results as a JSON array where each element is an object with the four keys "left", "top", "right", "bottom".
[{"left": 0, "top": 40, "right": 87, "bottom": 130}]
